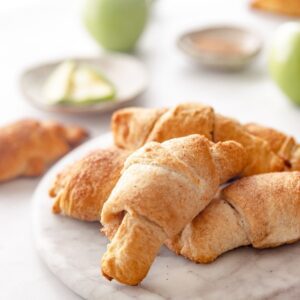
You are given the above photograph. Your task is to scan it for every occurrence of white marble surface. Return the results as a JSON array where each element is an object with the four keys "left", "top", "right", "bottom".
[
  {"left": 33, "top": 133, "right": 300, "bottom": 300},
  {"left": 1, "top": 0, "right": 300, "bottom": 299}
]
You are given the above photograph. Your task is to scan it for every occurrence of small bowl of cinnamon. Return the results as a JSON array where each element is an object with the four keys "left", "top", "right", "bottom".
[{"left": 177, "top": 25, "right": 262, "bottom": 70}]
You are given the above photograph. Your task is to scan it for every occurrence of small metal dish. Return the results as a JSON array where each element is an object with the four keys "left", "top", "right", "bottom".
[{"left": 177, "top": 25, "right": 262, "bottom": 70}]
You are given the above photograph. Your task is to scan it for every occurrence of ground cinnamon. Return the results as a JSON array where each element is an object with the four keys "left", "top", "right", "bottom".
[{"left": 192, "top": 35, "right": 245, "bottom": 56}]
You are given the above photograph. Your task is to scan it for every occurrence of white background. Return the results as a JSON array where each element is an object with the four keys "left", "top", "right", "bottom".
[{"left": 0, "top": 0, "right": 300, "bottom": 299}]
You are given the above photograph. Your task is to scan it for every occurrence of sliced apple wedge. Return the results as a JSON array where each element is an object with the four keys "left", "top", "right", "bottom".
[
  {"left": 68, "top": 66, "right": 115, "bottom": 105},
  {"left": 43, "top": 61, "right": 75, "bottom": 104},
  {"left": 43, "top": 61, "right": 116, "bottom": 105}
]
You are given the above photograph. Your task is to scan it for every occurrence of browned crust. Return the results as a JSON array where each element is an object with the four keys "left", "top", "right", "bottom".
[
  {"left": 111, "top": 103, "right": 286, "bottom": 176},
  {"left": 167, "top": 172, "right": 300, "bottom": 264},
  {"left": 291, "top": 145, "right": 300, "bottom": 171},
  {"left": 146, "top": 103, "right": 214, "bottom": 143},
  {"left": 0, "top": 119, "right": 88, "bottom": 182},
  {"left": 101, "top": 213, "right": 166, "bottom": 285},
  {"left": 214, "top": 115, "right": 284, "bottom": 176},
  {"left": 245, "top": 123, "right": 297, "bottom": 168},
  {"left": 251, "top": 0, "right": 300, "bottom": 16},
  {"left": 112, "top": 107, "right": 167, "bottom": 150},
  {"left": 223, "top": 172, "right": 300, "bottom": 248},
  {"left": 49, "top": 147, "right": 129, "bottom": 222},
  {"left": 101, "top": 134, "right": 247, "bottom": 284},
  {"left": 166, "top": 198, "right": 249, "bottom": 263}
]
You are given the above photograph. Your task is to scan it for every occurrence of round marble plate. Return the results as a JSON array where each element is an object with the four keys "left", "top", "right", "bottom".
[
  {"left": 33, "top": 133, "right": 300, "bottom": 300},
  {"left": 20, "top": 54, "right": 148, "bottom": 114}
]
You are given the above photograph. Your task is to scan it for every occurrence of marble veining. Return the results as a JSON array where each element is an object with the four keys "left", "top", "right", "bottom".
[{"left": 32, "top": 133, "right": 300, "bottom": 300}]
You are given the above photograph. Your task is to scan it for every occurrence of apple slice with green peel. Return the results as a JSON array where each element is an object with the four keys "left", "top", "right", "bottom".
[
  {"left": 43, "top": 61, "right": 116, "bottom": 105},
  {"left": 67, "top": 66, "right": 115, "bottom": 105},
  {"left": 43, "top": 61, "right": 75, "bottom": 104}
]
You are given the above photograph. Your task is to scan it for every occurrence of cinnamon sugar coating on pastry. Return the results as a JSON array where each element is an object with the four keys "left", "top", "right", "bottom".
[
  {"left": 213, "top": 114, "right": 284, "bottom": 176},
  {"left": 251, "top": 0, "right": 300, "bottom": 16},
  {"left": 166, "top": 172, "right": 300, "bottom": 263},
  {"left": 112, "top": 107, "right": 167, "bottom": 150},
  {"left": 146, "top": 103, "right": 214, "bottom": 143},
  {"left": 112, "top": 103, "right": 285, "bottom": 176},
  {"left": 245, "top": 123, "right": 300, "bottom": 170},
  {"left": 50, "top": 147, "right": 129, "bottom": 221},
  {"left": 101, "top": 134, "right": 246, "bottom": 285},
  {"left": 0, "top": 119, "right": 88, "bottom": 182}
]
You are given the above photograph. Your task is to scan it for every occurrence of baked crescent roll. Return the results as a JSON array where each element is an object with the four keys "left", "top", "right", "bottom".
[
  {"left": 101, "top": 134, "right": 247, "bottom": 285},
  {"left": 49, "top": 147, "right": 300, "bottom": 269},
  {"left": 112, "top": 107, "right": 167, "bottom": 151},
  {"left": 166, "top": 172, "right": 300, "bottom": 263},
  {"left": 251, "top": 0, "right": 300, "bottom": 16},
  {"left": 49, "top": 147, "right": 130, "bottom": 221},
  {"left": 112, "top": 103, "right": 284, "bottom": 176},
  {"left": 245, "top": 123, "right": 300, "bottom": 170},
  {"left": 112, "top": 103, "right": 214, "bottom": 150},
  {"left": 0, "top": 119, "right": 88, "bottom": 182}
]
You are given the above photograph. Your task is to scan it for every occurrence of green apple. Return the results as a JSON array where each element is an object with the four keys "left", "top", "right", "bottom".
[
  {"left": 83, "top": 0, "right": 148, "bottom": 52},
  {"left": 269, "top": 22, "right": 300, "bottom": 106}
]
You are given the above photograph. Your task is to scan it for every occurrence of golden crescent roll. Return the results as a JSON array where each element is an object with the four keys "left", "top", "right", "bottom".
[
  {"left": 49, "top": 147, "right": 130, "bottom": 221},
  {"left": 49, "top": 147, "right": 300, "bottom": 272},
  {"left": 0, "top": 119, "right": 88, "bottom": 182},
  {"left": 112, "top": 103, "right": 284, "bottom": 176},
  {"left": 166, "top": 172, "right": 300, "bottom": 263},
  {"left": 213, "top": 114, "right": 284, "bottom": 175},
  {"left": 112, "top": 107, "right": 167, "bottom": 151},
  {"left": 245, "top": 123, "right": 300, "bottom": 170},
  {"left": 251, "top": 0, "right": 300, "bottom": 16},
  {"left": 100, "top": 134, "right": 247, "bottom": 285}
]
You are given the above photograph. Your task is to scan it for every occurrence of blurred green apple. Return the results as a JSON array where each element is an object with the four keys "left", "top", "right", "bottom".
[
  {"left": 269, "top": 22, "right": 300, "bottom": 106},
  {"left": 83, "top": 0, "right": 149, "bottom": 52}
]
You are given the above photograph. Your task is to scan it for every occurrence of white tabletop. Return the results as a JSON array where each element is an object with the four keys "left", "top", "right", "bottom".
[{"left": 1, "top": 0, "right": 300, "bottom": 299}]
